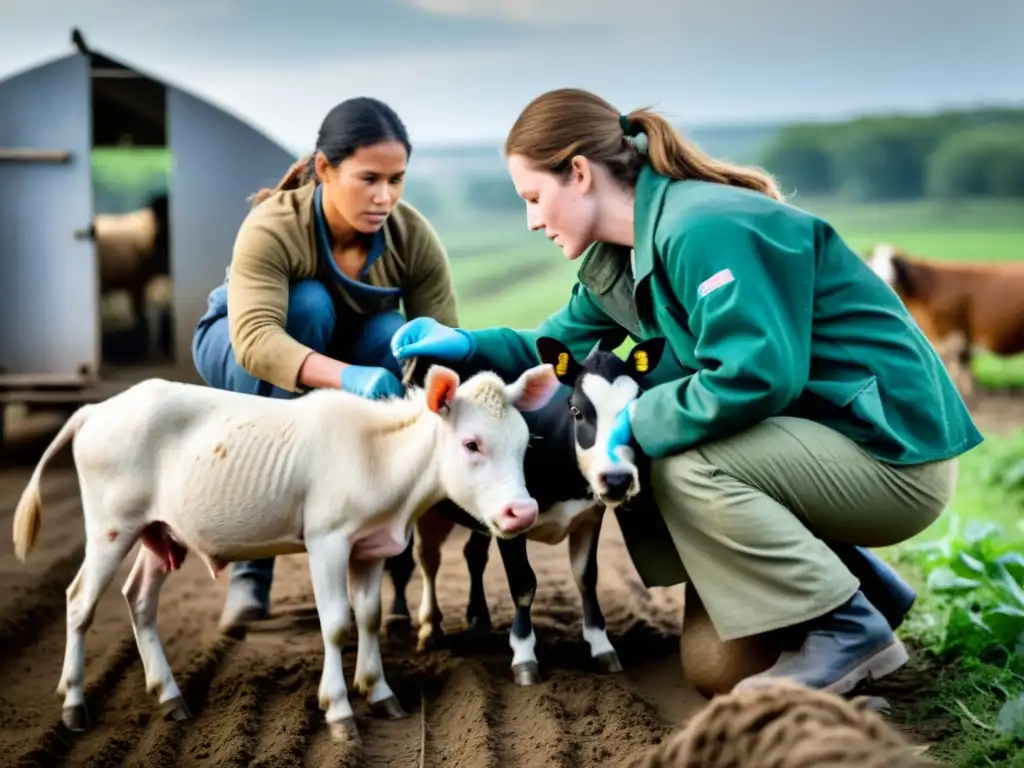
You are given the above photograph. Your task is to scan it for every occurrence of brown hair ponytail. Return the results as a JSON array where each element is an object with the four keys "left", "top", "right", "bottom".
[
  {"left": 504, "top": 88, "right": 784, "bottom": 202},
  {"left": 624, "top": 108, "right": 784, "bottom": 200}
]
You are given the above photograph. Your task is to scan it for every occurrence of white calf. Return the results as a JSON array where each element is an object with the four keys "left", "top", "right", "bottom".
[{"left": 11, "top": 363, "right": 559, "bottom": 744}]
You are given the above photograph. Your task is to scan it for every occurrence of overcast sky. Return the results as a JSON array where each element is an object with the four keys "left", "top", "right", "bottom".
[{"left": 2, "top": 0, "right": 1021, "bottom": 153}]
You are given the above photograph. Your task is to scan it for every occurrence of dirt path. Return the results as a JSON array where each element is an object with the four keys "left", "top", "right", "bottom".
[{"left": 0, "top": 432, "right": 701, "bottom": 768}]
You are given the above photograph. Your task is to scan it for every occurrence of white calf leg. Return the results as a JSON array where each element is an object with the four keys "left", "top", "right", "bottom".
[
  {"left": 349, "top": 557, "right": 406, "bottom": 718},
  {"left": 568, "top": 516, "right": 622, "bottom": 673},
  {"left": 121, "top": 546, "right": 190, "bottom": 721},
  {"left": 306, "top": 530, "right": 357, "bottom": 743},
  {"left": 58, "top": 531, "right": 137, "bottom": 730},
  {"left": 414, "top": 514, "right": 451, "bottom": 652},
  {"left": 416, "top": 550, "right": 442, "bottom": 652}
]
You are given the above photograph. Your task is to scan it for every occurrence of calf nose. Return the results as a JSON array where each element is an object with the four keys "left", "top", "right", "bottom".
[
  {"left": 496, "top": 499, "right": 539, "bottom": 534},
  {"left": 600, "top": 470, "right": 633, "bottom": 501}
]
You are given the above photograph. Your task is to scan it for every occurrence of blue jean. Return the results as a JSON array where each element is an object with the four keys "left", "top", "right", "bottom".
[{"left": 191, "top": 279, "right": 406, "bottom": 599}]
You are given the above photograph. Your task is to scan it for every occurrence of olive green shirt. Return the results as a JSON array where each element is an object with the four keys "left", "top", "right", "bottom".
[
  {"left": 226, "top": 181, "right": 459, "bottom": 392},
  {"left": 463, "top": 165, "right": 983, "bottom": 466}
]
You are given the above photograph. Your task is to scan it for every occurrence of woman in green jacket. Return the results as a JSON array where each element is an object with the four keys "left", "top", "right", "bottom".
[{"left": 388, "top": 87, "right": 983, "bottom": 695}]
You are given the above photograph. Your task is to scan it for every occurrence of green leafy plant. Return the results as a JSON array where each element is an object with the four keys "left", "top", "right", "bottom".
[
  {"left": 998, "top": 692, "right": 1024, "bottom": 740},
  {"left": 980, "top": 432, "right": 1024, "bottom": 496},
  {"left": 896, "top": 513, "right": 1024, "bottom": 738}
]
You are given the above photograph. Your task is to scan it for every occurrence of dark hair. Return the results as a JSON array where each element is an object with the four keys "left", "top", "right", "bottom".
[
  {"left": 504, "top": 88, "right": 783, "bottom": 201},
  {"left": 249, "top": 97, "right": 412, "bottom": 206}
]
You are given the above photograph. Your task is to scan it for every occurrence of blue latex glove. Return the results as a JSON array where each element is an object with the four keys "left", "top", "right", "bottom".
[
  {"left": 340, "top": 364, "right": 405, "bottom": 400},
  {"left": 390, "top": 317, "right": 475, "bottom": 363},
  {"left": 605, "top": 401, "right": 638, "bottom": 462}
]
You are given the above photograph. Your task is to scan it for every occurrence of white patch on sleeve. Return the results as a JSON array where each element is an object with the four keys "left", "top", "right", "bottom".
[{"left": 697, "top": 268, "right": 735, "bottom": 298}]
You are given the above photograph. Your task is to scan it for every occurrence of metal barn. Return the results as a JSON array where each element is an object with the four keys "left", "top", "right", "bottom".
[{"left": 0, "top": 29, "right": 295, "bottom": 430}]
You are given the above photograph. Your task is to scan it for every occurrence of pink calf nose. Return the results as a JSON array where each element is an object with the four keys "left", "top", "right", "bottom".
[{"left": 496, "top": 500, "right": 539, "bottom": 534}]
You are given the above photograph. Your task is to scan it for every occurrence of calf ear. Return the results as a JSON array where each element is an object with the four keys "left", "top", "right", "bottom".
[
  {"left": 424, "top": 365, "right": 459, "bottom": 414},
  {"left": 535, "top": 336, "right": 581, "bottom": 385},
  {"left": 507, "top": 363, "right": 561, "bottom": 412},
  {"left": 626, "top": 338, "right": 666, "bottom": 377}
]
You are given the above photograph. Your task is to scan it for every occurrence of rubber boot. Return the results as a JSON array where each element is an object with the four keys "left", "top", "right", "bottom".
[
  {"left": 731, "top": 590, "right": 909, "bottom": 696},
  {"left": 218, "top": 559, "right": 272, "bottom": 632},
  {"left": 829, "top": 542, "right": 917, "bottom": 631}
]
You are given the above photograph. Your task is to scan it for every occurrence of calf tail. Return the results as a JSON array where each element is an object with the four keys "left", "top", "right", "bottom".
[{"left": 12, "top": 405, "right": 93, "bottom": 562}]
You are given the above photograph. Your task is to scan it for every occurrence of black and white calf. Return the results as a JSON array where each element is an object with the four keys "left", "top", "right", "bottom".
[{"left": 384, "top": 336, "right": 667, "bottom": 684}]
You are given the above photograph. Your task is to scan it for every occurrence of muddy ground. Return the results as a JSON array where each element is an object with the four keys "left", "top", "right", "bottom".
[{"left": 1, "top": 388, "right": 1021, "bottom": 767}]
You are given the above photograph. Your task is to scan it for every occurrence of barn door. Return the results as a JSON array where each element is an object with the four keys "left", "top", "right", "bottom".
[
  {"left": 0, "top": 53, "right": 99, "bottom": 382},
  {"left": 166, "top": 87, "right": 296, "bottom": 371}
]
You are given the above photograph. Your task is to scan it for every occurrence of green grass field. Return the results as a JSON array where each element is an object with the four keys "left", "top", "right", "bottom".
[{"left": 91, "top": 149, "right": 1024, "bottom": 762}]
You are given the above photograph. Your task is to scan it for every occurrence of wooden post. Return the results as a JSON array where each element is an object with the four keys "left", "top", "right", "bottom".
[{"left": 0, "top": 148, "right": 72, "bottom": 163}]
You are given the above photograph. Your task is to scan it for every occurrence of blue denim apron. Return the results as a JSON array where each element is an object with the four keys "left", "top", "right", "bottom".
[{"left": 191, "top": 184, "right": 407, "bottom": 393}]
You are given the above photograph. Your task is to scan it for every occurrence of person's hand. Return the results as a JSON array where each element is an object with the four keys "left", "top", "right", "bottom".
[
  {"left": 340, "top": 365, "right": 405, "bottom": 400},
  {"left": 390, "top": 317, "right": 474, "bottom": 363},
  {"left": 605, "top": 401, "right": 638, "bottom": 461}
]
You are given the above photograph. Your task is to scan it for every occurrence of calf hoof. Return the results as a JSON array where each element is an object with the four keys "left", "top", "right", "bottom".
[
  {"left": 162, "top": 695, "right": 192, "bottom": 722},
  {"left": 370, "top": 696, "right": 407, "bottom": 719},
  {"left": 416, "top": 627, "right": 446, "bottom": 653},
  {"left": 468, "top": 616, "right": 492, "bottom": 636},
  {"left": 329, "top": 717, "right": 361, "bottom": 745},
  {"left": 512, "top": 661, "right": 541, "bottom": 686},
  {"left": 466, "top": 609, "right": 492, "bottom": 635},
  {"left": 383, "top": 614, "right": 412, "bottom": 644},
  {"left": 594, "top": 651, "right": 623, "bottom": 674},
  {"left": 62, "top": 703, "right": 90, "bottom": 732}
]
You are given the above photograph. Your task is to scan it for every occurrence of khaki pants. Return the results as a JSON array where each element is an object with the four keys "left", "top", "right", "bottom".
[{"left": 615, "top": 416, "right": 958, "bottom": 641}]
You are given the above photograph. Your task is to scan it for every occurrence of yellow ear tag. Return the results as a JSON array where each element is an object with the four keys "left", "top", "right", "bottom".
[
  {"left": 556, "top": 352, "right": 569, "bottom": 376},
  {"left": 633, "top": 350, "right": 649, "bottom": 373}
]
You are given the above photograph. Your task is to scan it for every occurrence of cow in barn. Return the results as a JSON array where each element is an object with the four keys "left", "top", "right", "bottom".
[
  {"left": 867, "top": 242, "right": 1024, "bottom": 400},
  {"left": 10, "top": 363, "right": 560, "bottom": 744},
  {"left": 385, "top": 336, "right": 919, "bottom": 685},
  {"left": 94, "top": 192, "right": 172, "bottom": 360},
  {"left": 383, "top": 337, "right": 668, "bottom": 685}
]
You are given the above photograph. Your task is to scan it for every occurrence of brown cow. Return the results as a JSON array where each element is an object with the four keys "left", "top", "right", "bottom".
[{"left": 866, "top": 242, "right": 1024, "bottom": 400}]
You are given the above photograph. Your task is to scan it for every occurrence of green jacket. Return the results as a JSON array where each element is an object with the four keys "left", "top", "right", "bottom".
[{"left": 466, "top": 164, "right": 983, "bottom": 466}]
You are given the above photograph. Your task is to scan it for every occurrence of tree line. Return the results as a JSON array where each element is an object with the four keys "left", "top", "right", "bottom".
[
  {"left": 409, "top": 105, "right": 1024, "bottom": 215},
  {"left": 89, "top": 104, "right": 1024, "bottom": 219},
  {"left": 759, "top": 106, "right": 1024, "bottom": 202}
]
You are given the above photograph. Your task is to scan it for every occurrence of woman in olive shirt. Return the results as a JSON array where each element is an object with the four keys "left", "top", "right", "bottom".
[{"left": 191, "top": 97, "right": 459, "bottom": 631}]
